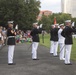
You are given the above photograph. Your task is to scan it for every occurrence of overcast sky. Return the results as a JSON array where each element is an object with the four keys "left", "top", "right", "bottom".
[{"left": 40, "top": 0, "right": 61, "bottom": 13}]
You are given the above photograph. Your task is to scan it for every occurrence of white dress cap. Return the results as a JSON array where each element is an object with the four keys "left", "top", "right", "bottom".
[
  {"left": 8, "top": 21, "right": 14, "bottom": 24},
  {"left": 65, "top": 20, "right": 71, "bottom": 23},
  {"left": 33, "top": 22, "right": 38, "bottom": 25},
  {"left": 60, "top": 23, "right": 64, "bottom": 27},
  {"left": 55, "top": 24, "right": 59, "bottom": 26}
]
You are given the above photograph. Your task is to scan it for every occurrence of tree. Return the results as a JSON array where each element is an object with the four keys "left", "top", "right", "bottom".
[
  {"left": 0, "top": 0, "right": 40, "bottom": 30},
  {"left": 49, "top": 13, "right": 72, "bottom": 24},
  {"left": 39, "top": 13, "right": 73, "bottom": 31},
  {"left": 22, "top": 0, "right": 40, "bottom": 30},
  {"left": 39, "top": 15, "right": 51, "bottom": 32}
]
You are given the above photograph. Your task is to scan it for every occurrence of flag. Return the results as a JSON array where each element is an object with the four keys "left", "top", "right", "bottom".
[{"left": 54, "top": 17, "right": 57, "bottom": 24}]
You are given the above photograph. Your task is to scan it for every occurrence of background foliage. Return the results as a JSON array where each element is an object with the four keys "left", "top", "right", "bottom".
[
  {"left": 0, "top": 0, "right": 40, "bottom": 30},
  {"left": 39, "top": 13, "right": 76, "bottom": 32}
]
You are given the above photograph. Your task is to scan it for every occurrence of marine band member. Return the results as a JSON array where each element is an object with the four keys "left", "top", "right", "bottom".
[
  {"left": 30, "top": 23, "right": 42, "bottom": 60},
  {"left": 61, "top": 20, "right": 76, "bottom": 65},
  {"left": 7, "top": 21, "right": 16, "bottom": 65},
  {"left": 50, "top": 25, "right": 55, "bottom": 54},
  {"left": 53, "top": 24, "right": 59, "bottom": 56},
  {"left": 58, "top": 24, "right": 65, "bottom": 60}
]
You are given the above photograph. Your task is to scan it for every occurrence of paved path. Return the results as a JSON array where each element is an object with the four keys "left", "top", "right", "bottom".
[{"left": 0, "top": 43, "right": 76, "bottom": 75}]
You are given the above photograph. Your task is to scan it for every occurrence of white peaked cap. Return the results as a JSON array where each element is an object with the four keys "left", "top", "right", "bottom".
[
  {"left": 51, "top": 24, "right": 54, "bottom": 26},
  {"left": 33, "top": 22, "right": 38, "bottom": 25},
  {"left": 8, "top": 21, "right": 14, "bottom": 24},
  {"left": 51, "top": 25, "right": 55, "bottom": 28},
  {"left": 51, "top": 25, "right": 55, "bottom": 27},
  {"left": 55, "top": 24, "right": 59, "bottom": 26},
  {"left": 60, "top": 23, "right": 64, "bottom": 27},
  {"left": 65, "top": 20, "right": 71, "bottom": 23}
]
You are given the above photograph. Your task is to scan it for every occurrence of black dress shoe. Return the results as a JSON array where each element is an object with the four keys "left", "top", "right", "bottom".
[
  {"left": 33, "top": 59, "right": 39, "bottom": 60},
  {"left": 65, "top": 63, "right": 72, "bottom": 65},
  {"left": 8, "top": 63, "right": 16, "bottom": 65},
  {"left": 50, "top": 53, "right": 53, "bottom": 55}
]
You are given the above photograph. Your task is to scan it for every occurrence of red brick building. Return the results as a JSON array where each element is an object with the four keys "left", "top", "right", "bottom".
[{"left": 37, "top": 10, "right": 52, "bottom": 21}]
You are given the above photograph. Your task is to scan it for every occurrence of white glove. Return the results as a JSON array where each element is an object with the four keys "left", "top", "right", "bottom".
[
  {"left": 58, "top": 26, "right": 60, "bottom": 28},
  {"left": 39, "top": 24, "right": 43, "bottom": 28},
  {"left": 72, "top": 22, "right": 75, "bottom": 27},
  {"left": 15, "top": 25, "right": 18, "bottom": 30},
  {"left": 37, "top": 26, "right": 39, "bottom": 29}
]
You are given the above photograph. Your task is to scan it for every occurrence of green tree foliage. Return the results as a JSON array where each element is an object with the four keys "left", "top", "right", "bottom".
[
  {"left": 39, "top": 13, "right": 76, "bottom": 31},
  {"left": 0, "top": 0, "right": 40, "bottom": 30},
  {"left": 39, "top": 15, "right": 51, "bottom": 32}
]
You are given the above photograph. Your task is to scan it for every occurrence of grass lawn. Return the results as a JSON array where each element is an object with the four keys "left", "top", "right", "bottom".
[{"left": 40, "top": 34, "right": 76, "bottom": 61}]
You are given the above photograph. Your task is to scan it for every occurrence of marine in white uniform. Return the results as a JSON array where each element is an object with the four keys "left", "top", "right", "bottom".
[
  {"left": 58, "top": 24, "right": 65, "bottom": 60},
  {"left": 61, "top": 20, "right": 76, "bottom": 65},
  {"left": 53, "top": 24, "right": 59, "bottom": 56},
  {"left": 30, "top": 23, "right": 42, "bottom": 60},
  {"left": 50, "top": 25, "right": 55, "bottom": 54},
  {"left": 7, "top": 21, "right": 16, "bottom": 65}
]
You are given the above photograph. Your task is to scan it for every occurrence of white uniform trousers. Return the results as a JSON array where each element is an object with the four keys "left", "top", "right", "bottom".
[
  {"left": 50, "top": 41, "right": 54, "bottom": 54},
  {"left": 8, "top": 45, "right": 15, "bottom": 64},
  {"left": 65, "top": 45, "right": 72, "bottom": 64},
  {"left": 53, "top": 42, "right": 58, "bottom": 56},
  {"left": 32, "top": 42, "right": 39, "bottom": 59},
  {"left": 59, "top": 43, "right": 65, "bottom": 60}
]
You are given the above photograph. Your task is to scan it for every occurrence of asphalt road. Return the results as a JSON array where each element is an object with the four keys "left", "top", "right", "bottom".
[{"left": 0, "top": 43, "right": 76, "bottom": 75}]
